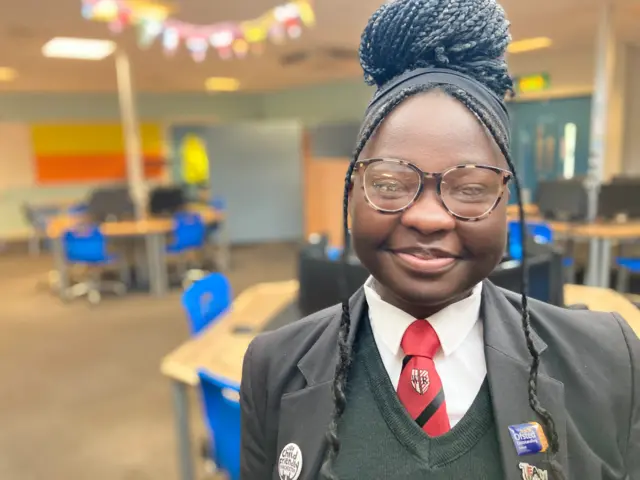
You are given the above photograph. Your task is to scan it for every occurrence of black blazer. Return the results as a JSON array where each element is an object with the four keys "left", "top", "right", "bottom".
[{"left": 240, "top": 281, "right": 639, "bottom": 479}]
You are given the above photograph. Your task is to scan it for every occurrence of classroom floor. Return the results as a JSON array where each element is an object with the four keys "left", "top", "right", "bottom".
[{"left": 0, "top": 242, "right": 298, "bottom": 480}]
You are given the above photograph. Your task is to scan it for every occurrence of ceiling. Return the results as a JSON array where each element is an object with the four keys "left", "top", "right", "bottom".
[{"left": 0, "top": 0, "right": 638, "bottom": 93}]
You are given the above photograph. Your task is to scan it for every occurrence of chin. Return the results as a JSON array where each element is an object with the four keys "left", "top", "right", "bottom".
[{"left": 370, "top": 260, "right": 480, "bottom": 310}]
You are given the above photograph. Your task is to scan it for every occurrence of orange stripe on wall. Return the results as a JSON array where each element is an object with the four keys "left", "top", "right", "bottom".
[{"left": 35, "top": 154, "right": 164, "bottom": 184}]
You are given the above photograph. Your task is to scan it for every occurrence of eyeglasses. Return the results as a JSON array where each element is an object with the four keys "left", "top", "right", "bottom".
[{"left": 354, "top": 159, "right": 513, "bottom": 221}]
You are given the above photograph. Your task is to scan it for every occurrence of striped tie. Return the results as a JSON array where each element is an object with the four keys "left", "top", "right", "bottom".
[{"left": 397, "top": 320, "right": 451, "bottom": 436}]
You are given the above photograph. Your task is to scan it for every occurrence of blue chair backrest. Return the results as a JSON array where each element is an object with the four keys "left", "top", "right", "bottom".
[
  {"left": 326, "top": 246, "right": 342, "bottom": 261},
  {"left": 168, "top": 212, "right": 206, "bottom": 251},
  {"left": 508, "top": 221, "right": 553, "bottom": 260},
  {"left": 181, "top": 273, "right": 232, "bottom": 335},
  {"left": 210, "top": 195, "right": 226, "bottom": 211},
  {"left": 67, "top": 203, "right": 89, "bottom": 215},
  {"left": 197, "top": 369, "right": 240, "bottom": 480},
  {"left": 63, "top": 225, "right": 109, "bottom": 263}
]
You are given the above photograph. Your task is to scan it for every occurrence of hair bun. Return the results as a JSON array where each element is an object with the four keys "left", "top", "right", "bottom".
[{"left": 359, "top": 0, "right": 513, "bottom": 97}]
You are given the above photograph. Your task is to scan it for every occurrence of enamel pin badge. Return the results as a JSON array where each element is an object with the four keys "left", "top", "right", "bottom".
[
  {"left": 278, "top": 443, "right": 303, "bottom": 480},
  {"left": 519, "top": 462, "right": 549, "bottom": 480},
  {"left": 508, "top": 422, "right": 549, "bottom": 456}
]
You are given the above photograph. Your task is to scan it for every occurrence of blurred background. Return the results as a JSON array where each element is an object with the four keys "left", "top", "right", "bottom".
[{"left": 0, "top": 0, "right": 639, "bottom": 479}]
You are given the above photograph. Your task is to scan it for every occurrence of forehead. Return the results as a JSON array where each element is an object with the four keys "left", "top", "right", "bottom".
[{"left": 360, "top": 90, "right": 504, "bottom": 170}]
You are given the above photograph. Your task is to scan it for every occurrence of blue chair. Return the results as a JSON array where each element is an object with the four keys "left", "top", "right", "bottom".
[
  {"left": 508, "top": 221, "right": 574, "bottom": 275},
  {"left": 615, "top": 258, "right": 640, "bottom": 292},
  {"left": 210, "top": 195, "right": 226, "bottom": 212},
  {"left": 197, "top": 369, "right": 241, "bottom": 480},
  {"left": 63, "top": 225, "right": 127, "bottom": 304},
  {"left": 326, "top": 246, "right": 343, "bottom": 261},
  {"left": 166, "top": 212, "right": 207, "bottom": 285},
  {"left": 167, "top": 212, "right": 206, "bottom": 254},
  {"left": 181, "top": 272, "right": 232, "bottom": 335},
  {"left": 67, "top": 203, "right": 89, "bottom": 215}
]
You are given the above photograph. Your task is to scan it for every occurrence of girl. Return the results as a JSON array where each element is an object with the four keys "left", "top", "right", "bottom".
[{"left": 240, "top": 0, "right": 639, "bottom": 479}]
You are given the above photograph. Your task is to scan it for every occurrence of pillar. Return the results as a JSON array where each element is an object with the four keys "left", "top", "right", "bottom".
[{"left": 115, "top": 49, "right": 146, "bottom": 219}]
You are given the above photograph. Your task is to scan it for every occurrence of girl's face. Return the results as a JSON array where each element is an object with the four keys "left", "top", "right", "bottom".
[{"left": 350, "top": 90, "right": 509, "bottom": 317}]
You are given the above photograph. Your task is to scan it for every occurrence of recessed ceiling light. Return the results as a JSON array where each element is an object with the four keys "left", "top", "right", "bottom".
[
  {"left": 205, "top": 77, "right": 241, "bottom": 92},
  {"left": 0, "top": 67, "right": 17, "bottom": 81},
  {"left": 42, "top": 37, "right": 116, "bottom": 60},
  {"left": 508, "top": 37, "right": 553, "bottom": 54}
]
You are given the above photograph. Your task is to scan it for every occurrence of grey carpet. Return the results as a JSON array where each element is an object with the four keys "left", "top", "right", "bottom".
[{"left": 0, "top": 242, "right": 298, "bottom": 480}]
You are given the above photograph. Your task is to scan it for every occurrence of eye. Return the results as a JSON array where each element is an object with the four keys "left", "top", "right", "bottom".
[{"left": 457, "top": 184, "right": 487, "bottom": 196}]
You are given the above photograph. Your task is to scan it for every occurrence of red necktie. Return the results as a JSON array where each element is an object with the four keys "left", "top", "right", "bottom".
[{"left": 397, "top": 320, "right": 451, "bottom": 436}]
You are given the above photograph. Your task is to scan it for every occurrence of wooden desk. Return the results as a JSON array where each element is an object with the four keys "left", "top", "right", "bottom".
[
  {"left": 161, "top": 280, "right": 298, "bottom": 386},
  {"left": 161, "top": 280, "right": 639, "bottom": 480},
  {"left": 161, "top": 280, "right": 298, "bottom": 480},
  {"left": 47, "top": 204, "right": 226, "bottom": 297},
  {"left": 565, "top": 284, "right": 640, "bottom": 334},
  {"left": 505, "top": 205, "right": 640, "bottom": 288},
  {"left": 46, "top": 203, "right": 223, "bottom": 239}
]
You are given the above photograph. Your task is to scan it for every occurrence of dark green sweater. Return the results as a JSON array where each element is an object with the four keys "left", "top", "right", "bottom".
[{"left": 333, "top": 318, "right": 504, "bottom": 479}]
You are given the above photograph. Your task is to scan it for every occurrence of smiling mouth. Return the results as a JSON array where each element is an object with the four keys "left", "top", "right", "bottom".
[{"left": 389, "top": 249, "right": 460, "bottom": 274}]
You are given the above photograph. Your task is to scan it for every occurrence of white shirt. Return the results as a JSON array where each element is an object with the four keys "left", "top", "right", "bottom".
[{"left": 364, "top": 277, "right": 487, "bottom": 428}]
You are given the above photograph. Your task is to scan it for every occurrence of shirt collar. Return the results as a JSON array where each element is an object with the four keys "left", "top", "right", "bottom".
[{"left": 364, "top": 276, "right": 483, "bottom": 357}]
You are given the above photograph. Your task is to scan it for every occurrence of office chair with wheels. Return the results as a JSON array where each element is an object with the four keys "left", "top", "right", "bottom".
[
  {"left": 197, "top": 369, "right": 241, "bottom": 480},
  {"left": 167, "top": 212, "right": 207, "bottom": 287},
  {"left": 63, "top": 225, "right": 127, "bottom": 304},
  {"left": 181, "top": 272, "right": 232, "bottom": 335},
  {"left": 508, "top": 221, "right": 575, "bottom": 283}
]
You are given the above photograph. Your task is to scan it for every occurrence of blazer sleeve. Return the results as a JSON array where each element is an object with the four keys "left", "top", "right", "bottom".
[
  {"left": 616, "top": 314, "right": 640, "bottom": 478},
  {"left": 240, "top": 337, "right": 271, "bottom": 479}
]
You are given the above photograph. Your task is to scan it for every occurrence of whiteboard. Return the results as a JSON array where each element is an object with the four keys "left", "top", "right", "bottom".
[{"left": 0, "top": 123, "right": 34, "bottom": 189}]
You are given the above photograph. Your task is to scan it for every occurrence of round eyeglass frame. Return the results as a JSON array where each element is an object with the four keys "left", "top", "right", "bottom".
[{"left": 353, "top": 158, "right": 513, "bottom": 222}]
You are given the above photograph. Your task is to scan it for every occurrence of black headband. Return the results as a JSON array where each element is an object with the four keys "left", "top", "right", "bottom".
[{"left": 362, "top": 67, "right": 511, "bottom": 144}]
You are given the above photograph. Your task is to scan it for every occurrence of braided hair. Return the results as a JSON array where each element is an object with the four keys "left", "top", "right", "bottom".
[{"left": 320, "top": 1, "right": 565, "bottom": 479}]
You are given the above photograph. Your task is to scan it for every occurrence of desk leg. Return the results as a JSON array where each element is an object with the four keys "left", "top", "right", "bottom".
[
  {"left": 147, "top": 233, "right": 168, "bottom": 297},
  {"left": 599, "top": 239, "right": 612, "bottom": 288},
  {"left": 52, "top": 237, "right": 69, "bottom": 299},
  {"left": 172, "top": 381, "right": 195, "bottom": 480},
  {"left": 585, "top": 238, "right": 602, "bottom": 287}
]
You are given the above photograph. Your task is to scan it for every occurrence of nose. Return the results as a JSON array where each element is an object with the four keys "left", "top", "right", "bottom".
[{"left": 400, "top": 186, "right": 456, "bottom": 234}]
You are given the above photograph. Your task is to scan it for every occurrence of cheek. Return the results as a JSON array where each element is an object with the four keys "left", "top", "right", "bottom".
[
  {"left": 457, "top": 217, "right": 507, "bottom": 257},
  {"left": 351, "top": 198, "right": 397, "bottom": 247}
]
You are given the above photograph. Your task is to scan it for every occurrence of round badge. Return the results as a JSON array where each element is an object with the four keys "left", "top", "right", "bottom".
[{"left": 278, "top": 443, "right": 303, "bottom": 480}]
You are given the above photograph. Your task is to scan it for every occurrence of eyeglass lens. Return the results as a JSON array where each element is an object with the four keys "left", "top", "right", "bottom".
[{"left": 363, "top": 161, "right": 504, "bottom": 218}]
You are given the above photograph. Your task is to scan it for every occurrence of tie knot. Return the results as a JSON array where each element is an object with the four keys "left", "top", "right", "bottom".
[{"left": 401, "top": 320, "right": 441, "bottom": 358}]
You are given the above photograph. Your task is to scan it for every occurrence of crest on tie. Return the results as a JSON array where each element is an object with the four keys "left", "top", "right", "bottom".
[
  {"left": 518, "top": 463, "right": 548, "bottom": 480},
  {"left": 410, "top": 368, "right": 430, "bottom": 395}
]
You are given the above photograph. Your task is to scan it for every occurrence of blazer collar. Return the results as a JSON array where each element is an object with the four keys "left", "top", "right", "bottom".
[
  {"left": 297, "top": 287, "right": 368, "bottom": 387},
  {"left": 481, "top": 280, "right": 548, "bottom": 361}
]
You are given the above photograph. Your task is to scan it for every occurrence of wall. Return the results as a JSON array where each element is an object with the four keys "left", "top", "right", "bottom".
[
  {"left": 3, "top": 45, "right": 640, "bottom": 238},
  {"left": 623, "top": 46, "right": 640, "bottom": 175}
]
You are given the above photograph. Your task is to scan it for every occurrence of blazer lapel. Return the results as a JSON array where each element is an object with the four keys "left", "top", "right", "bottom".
[
  {"left": 482, "top": 281, "right": 568, "bottom": 480},
  {"left": 274, "top": 288, "right": 367, "bottom": 480}
]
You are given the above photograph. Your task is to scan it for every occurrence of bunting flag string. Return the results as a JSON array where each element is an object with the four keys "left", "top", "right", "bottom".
[{"left": 80, "top": 0, "right": 315, "bottom": 62}]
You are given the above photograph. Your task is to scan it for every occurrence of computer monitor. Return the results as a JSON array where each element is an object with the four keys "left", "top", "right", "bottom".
[
  {"left": 535, "top": 179, "right": 588, "bottom": 221},
  {"left": 611, "top": 176, "right": 640, "bottom": 184},
  {"left": 489, "top": 246, "right": 565, "bottom": 306},
  {"left": 149, "top": 186, "right": 186, "bottom": 216},
  {"left": 88, "top": 187, "right": 134, "bottom": 223},
  {"left": 598, "top": 183, "right": 640, "bottom": 220}
]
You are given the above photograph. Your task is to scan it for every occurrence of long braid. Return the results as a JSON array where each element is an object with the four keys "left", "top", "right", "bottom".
[{"left": 322, "top": 1, "right": 564, "bottom": 478}]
